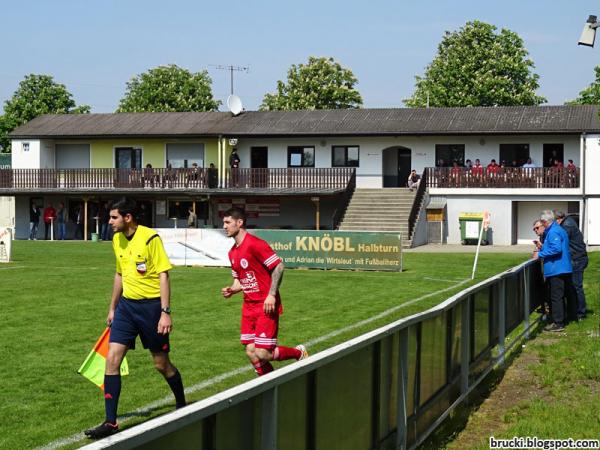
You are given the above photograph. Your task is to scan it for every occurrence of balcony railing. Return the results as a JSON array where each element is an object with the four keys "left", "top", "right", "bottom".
[
  {"left": 426, "top": 167, "right": 580, "bottom": 189},
  {"left": 0, "top": 167, "right": 355, "bottom": 191}
]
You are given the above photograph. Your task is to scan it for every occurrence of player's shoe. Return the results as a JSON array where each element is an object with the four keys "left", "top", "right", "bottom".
[
  {"left": 295, "top": 344, "right": 309, "bottom": 360},
  {"left": 84, "top": 421, "right": 119, "bottom": 439}
]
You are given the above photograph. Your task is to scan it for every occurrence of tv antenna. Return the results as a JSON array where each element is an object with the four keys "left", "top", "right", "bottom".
[{"left": 211, "top": 65, "right": 249, "bottom": 95}]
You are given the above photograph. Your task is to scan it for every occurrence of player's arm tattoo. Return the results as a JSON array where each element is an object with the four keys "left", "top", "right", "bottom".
[{"left": 268, "top": 262, "right": 285, "bottom": 296}]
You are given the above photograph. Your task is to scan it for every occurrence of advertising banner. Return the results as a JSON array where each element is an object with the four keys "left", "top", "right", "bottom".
[
  {"left": 253, "top": 230, "right": 402, "bottom": 271},
  {"left": 158, "top": 228, "right": 402, "bottom": 271}
]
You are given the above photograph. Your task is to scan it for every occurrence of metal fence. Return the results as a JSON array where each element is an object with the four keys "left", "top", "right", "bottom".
[{"left": 81, "top": 259, "right": 542, "bottom": 450}]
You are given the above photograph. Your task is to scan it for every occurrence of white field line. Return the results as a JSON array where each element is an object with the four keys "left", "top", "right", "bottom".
[
  {"left": 37, "top": 278, "right": 469, "bottom": 450},
  {"left": 0, "top": 265, "right": 25, "bottom": 270}
]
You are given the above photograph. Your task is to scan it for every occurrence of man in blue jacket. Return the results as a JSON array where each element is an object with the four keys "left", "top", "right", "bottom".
[
  {"left": 534, "top": 210, "right": 572, "bottom": 332},
  {"left": 554, "top": 211, "right": 588, "bottom": 321}
]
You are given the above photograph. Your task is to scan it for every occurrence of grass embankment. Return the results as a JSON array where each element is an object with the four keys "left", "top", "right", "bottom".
[{"left": 423, "top": 253, "right": 600, "bottom": 449}]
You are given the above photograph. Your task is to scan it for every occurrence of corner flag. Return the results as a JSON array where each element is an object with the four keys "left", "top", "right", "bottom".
[{"left": 78, "top": 328, "right": 129, "bottom": 389}]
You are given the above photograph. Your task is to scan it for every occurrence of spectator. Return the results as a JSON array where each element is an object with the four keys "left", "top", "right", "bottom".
[
  {"left": 29, "top": 203, "right": 41, "bottom": 240},
  {"left": 554, "top": 211, "right": 588, "bottom": 321},
  {"left": 465, "top": 159, "right": 473, "bottom": 170},
  {"left": 187, "top": 162, "right": 200, "bottom": 187},
  {"left": 532, "top": 219, "right": 550, "bottom": 322},
  {"left": 566, "top": 159, "right": 576, "bottom": 171},
  {"left": 74, "top": 204, "right": 84, "bottom": 239},
  {"left": 43, "top": 203, "right": 57, "bottom": 240},
  {"left": 450, "top": 161, "right": 462, "bottom": 186},
  {"left": 472, "top": 158, "right": 483, "bottom": 176},
  {"left": 522, "top": 157, "right": 535, "bottom": 168},
  {"left": 144, "top": 163, "right": 155, "bottom": 188},
  {"left": 207, "top": 163, "right": 218, "bottom": 188},
  {"left": 487, "top": 159, "right": 499, "bottom": 175},
  {"left": 100, "top": 202, "right": 111, "bottom": 241},
  {"left": 534, "top": 210, "right": 572, "bottom": 332},
  {"left": 187, "top": 207, "right": 197, "bottom": 228},
  {"left": 407, "top": 169, "right": 421, "bottom": 191},
  {"left": 230, "top": 149, "right": 241, "bottom": 187},
  {"left": 56, "top": 202, "right": 67, "bottom": 240}
]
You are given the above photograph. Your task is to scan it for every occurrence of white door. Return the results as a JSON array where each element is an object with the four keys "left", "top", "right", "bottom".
[{"left": 586, "top": 198, "right": 600, "bottom": 245}]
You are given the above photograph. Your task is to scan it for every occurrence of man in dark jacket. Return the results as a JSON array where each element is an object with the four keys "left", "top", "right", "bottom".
[
  {"left": 534, "top": 210, "right": 572, "bottom": 332},
  {"left": 554, "top": 211, "right": 588, "bottom": 320}
]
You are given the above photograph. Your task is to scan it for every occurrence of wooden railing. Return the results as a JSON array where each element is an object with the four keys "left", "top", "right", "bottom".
[
  {"left": 408, "top": 168, "right": 427, "bottom": 240},
  {"left": 0, "top": 167, "right": 354, "bottom": 191},
  {"left": 332, "top": 169, "right": 356, "bottom": 229},
  {"left": 426, "top": 167, "right": 580, "bottom": 189}
]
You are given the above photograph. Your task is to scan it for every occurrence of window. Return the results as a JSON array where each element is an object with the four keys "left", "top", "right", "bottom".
[
  {"left": 499, "top": 144, "right": 529, "bottom": 167},
  {"left": 287, "top": 146, "right": 315, "bottom": 167},
  {"left": 332, "top": 146, "right": 359, "bottom": 167},
  {"left": 166, "top": 143, "right": 204, "bottom": 168},
  {"left": 435, "top": 144, "right": 465, "bottom": 167},
  {"left": 23, "top": 142, "right": 30, "bottom": 152}
]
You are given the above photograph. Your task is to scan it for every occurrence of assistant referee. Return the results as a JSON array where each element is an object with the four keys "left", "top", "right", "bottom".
[{"left": 85, "top": 198, "right": 185, "bottom": 439}]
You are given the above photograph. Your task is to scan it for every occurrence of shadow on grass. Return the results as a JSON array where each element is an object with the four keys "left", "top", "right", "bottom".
[{"left": 418, "top": 320, "right": 546, "bottom": 450}]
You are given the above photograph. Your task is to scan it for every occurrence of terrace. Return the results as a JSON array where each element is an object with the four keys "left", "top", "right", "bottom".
[
  {"left": 0, "top": 167, "right": 356, "bottom": 195},
  {"left": 425, "top": 167, "right": 580, "bottom": 189}
]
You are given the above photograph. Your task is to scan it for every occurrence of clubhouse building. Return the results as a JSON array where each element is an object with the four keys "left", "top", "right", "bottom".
[{"left": 4, "top": 105, "right": 600, "bottom": 246}]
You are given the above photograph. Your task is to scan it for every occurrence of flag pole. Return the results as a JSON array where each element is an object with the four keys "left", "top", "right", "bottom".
[{"left": 471, "top": 211, "right": 490, "bottom": 280}]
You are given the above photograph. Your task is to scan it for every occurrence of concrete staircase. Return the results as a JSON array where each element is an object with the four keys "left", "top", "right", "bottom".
[{"left": 338, "top": 188, "right": 417, "bottom": 248}]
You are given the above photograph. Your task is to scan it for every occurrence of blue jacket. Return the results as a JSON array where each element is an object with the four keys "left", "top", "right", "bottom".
[{"left": 538, "top": 221, "right": 572, "bottom": 277}]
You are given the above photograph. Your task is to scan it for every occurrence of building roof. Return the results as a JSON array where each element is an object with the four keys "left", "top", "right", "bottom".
[{"left": 9, "top": 105, "right": 600, "bottom": 139}]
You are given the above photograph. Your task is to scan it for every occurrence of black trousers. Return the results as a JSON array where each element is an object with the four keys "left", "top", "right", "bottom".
[{"left": 548, "top": 274, "right": 572, "bottom": 326}]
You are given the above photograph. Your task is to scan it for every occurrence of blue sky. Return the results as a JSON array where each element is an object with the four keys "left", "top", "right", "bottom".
[{"left": 1, "top": 0, "right": 598, "bottom": 112}]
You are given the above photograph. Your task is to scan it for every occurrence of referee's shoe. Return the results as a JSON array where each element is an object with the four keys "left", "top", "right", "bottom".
[{"left": 84, "top": 421, "right": 119, "bottom": 439}]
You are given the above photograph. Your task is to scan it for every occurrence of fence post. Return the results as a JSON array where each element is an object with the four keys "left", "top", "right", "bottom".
[
  {"left": 460, "top": 297, "right": 471, "bottom": 397},
  {"left": 261, "top": 386, "right": 278, "bottom": 450},
  {"left": 498, "top": 278, "right": 506, "bottom": 367},
  {"left": 523, "top": 268, "right": 531, "bottom": 340},
  {"left": 396, "top": 328, "right": 409, "bottom": 450}
]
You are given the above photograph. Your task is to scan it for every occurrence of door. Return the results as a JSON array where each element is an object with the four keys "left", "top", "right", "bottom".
[
  {"left": 543, "top": 144, "right": 564, "bottom": 167},
  {"left": 251, "top": 147, "right": 268, "bottom": 187},
  {"left": 115, "top": 147, "right": 142, "bottom": 187},
  {"left": 398, "top": 149, "right": 412, "bottom": 187},
  {"left": 383, "top": 147, "right": 411, "bottom": 187}
]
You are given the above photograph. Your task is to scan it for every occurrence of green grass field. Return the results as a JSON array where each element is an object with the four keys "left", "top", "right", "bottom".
[{"left": 0, "top": 241, "right": 529, "bottom": 449}]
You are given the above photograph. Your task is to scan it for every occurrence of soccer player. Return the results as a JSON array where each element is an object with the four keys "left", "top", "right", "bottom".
[
  {"left": 221, "top": 207, "right": 308, "bottom": 376},
  {"left": 85, "top": 198, "right": 185, "bottom": 439}
]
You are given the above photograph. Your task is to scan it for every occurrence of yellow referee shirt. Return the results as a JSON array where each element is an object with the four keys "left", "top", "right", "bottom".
[{"left": 113, "top": 225, "right": 172, "bottom": 300}]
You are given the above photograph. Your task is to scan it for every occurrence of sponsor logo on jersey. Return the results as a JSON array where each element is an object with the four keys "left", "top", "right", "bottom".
[{"left": 240, "top": 271, "right": 260, "bottom": 292}]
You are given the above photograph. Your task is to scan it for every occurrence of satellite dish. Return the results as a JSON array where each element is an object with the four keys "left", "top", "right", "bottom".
[{"left": 227, "top": 95, "right": 243, "bottom": 116}]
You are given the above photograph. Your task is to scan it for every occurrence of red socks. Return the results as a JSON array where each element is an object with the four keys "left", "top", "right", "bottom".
[
  {"left": 253, "top": 360, "right": 274, "bottom": 376},
  {"left": 273, "top": 346, "right": 302, "bottom": 361}
]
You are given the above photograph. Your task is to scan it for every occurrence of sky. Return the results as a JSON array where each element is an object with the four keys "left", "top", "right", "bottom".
[{"left": 1, "top": 0, "right": 599, "bottom": 113}]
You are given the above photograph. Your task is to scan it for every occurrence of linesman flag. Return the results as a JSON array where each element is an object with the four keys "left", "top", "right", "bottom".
[{"left": 78, "top": 328, "right": 129, "bottom": 389}]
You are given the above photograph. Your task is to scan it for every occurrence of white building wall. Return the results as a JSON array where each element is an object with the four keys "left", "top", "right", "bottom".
[
  {"left": 11, "top": 139, "right": 41, "bottom": 169},
  {"left": 236, "top": 135, "right": 581, "bottom": 189},
  {"left": 445, "top": 197, "right": 513, "bottom": 245},
  {"left": 516, "top": 201, "right": 569, "bottom": 244},
  {"left": 584, "top": 134, "right": 600, "bottom": 194}
]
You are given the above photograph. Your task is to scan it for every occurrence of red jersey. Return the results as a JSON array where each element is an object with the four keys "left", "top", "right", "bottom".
[{"left": 229, "top": 233, "right": 282, "bottom": 303}]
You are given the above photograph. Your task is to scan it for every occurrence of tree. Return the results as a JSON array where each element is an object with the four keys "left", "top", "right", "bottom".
[
  {"left": 568, "top": 66, "right": 600, "bottom": 104},
  {"left": 117, "top": 64, "right": 220, "bottom": 113},
  {"left": 260, "top": 56, "right": 363, "bottom": 110},
  {"left": 405, "top": 21, "right": 546, "bottom": 107},
  {"left": 0, "top": 74, "right": 90, "bottom": 152}
]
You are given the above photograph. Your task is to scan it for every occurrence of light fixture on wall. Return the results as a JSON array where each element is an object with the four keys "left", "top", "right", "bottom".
[
  {"left": 479, "top": 138, "right": 486, "bottom": 146},
  {"left": 228, "top": 138, "right": 238, "bottom": 146}
]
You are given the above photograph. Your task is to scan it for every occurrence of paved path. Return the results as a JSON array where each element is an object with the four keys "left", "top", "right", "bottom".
[{"left": 405, "top": 244, "right": 533, "bottom": 253}]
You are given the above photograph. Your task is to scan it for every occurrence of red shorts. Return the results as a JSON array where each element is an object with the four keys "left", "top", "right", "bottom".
[{"left": 240, "top": 301, "right": 281, "bottom": 349}]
